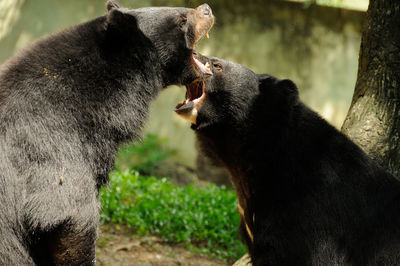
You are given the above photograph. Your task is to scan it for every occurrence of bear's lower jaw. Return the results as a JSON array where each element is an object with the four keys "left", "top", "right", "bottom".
[{"left": 174, "top": 80, "right": 206, "bottom": 124}]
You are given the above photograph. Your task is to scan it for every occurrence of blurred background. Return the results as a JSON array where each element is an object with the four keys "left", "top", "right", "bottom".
[{"left": 0, "top": 0, "right": 369, "bottom": 263}]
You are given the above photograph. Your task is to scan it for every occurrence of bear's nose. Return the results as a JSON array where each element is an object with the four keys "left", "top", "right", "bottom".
[{"left": 198, "top": 4, "right": 212, "bottom": 18}]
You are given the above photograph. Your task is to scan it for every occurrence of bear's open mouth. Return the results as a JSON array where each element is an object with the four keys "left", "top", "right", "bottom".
[
  {"left": 175, "top": 79, "right": 205, "bottom": 110},
  {"left": 174, "top": 79, "right": 206, "bottom": 124}
]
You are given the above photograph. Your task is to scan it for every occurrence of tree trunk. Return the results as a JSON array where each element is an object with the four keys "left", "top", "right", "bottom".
[{"left": 341, "top": 0, "right": 400, "bottom": 177}]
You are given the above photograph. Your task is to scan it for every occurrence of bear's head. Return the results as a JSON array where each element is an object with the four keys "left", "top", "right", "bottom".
[
  {"left": 104, "top": 0, "right": 214, "bottom": 86},
  {"left": 175, "top": 55, "right": 299, "bottom": 132}
]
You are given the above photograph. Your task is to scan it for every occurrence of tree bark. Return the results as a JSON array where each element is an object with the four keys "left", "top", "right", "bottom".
[{"left": 341, "top": 0, "right": 400, "bottom": 177}]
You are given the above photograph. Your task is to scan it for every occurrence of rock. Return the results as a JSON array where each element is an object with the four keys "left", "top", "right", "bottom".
[
  {"left": 152, "top": 160, "right": 199, "bottom": 186},
  {"left": 196, "top": 142, "right": 232, "bottom": 188},
  {"left": 232, "top": 253, "right": 252, "bottom": 266}
]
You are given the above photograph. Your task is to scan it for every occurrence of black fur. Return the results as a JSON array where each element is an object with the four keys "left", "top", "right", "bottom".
[
  {"left": 0, "top": 1, "right": 213, "bottom": 264},
  {"left": 192, "top": 57, "right": 400, "bottom": 265}
]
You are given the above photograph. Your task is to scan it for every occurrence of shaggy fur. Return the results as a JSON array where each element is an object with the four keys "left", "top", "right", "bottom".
[
  {"left": 186, "top": 56, "right": 400, "bottom": 265},
  {"left": 0, "top": 1, "right": 213, "bottom": 264}
]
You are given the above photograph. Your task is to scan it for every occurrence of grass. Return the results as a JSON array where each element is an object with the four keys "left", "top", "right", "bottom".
[
  {"left": 115, "top": 134, "right": 177, "bottom": 175},
  {"left": 100, "top": 170, "right": 246, "bottom": 261}
]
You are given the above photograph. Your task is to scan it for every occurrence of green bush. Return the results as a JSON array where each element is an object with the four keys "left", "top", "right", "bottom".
[
  {"left": 100, "top": 170, "right": 246, "bottom": 261},
  {"left": 115, "top": 134, "right": 177, "bottom": 175}
]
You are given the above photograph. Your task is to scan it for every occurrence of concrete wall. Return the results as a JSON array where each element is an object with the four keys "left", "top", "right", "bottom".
[{"left": 0, "top": 0, "right": 365, "bottom": 166}]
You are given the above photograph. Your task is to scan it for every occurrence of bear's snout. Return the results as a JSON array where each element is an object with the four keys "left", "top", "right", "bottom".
[{"left": 197, "top": 4, "right": 212, "bottom": 18}]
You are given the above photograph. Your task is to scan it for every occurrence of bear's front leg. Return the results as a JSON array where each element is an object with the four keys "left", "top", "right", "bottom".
[
  {"left": 29, "top": 219, "right": 98, "bottom": 266},
  {"left": 50, "top": 222, "right": 97, "bottom": 266}
]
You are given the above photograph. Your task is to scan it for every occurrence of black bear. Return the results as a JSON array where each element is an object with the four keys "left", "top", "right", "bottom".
[
  {"left": 175, "top": 56, "right": 400, "bottom": 265},
  {"left": 0, "top": 1, "right": 213, "bottom": 265}
]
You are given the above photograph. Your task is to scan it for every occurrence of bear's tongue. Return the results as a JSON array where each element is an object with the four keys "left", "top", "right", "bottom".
[{"left": 175, "top": 80, "right": 204, "bottom": 111}]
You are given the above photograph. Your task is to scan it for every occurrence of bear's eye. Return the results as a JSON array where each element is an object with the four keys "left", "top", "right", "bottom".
[
  {"left": 179, "top": 16, "right": 187, "bottom": 28},
  {"left": 213, "top": 63, "right": 223, "bottom": 71}
]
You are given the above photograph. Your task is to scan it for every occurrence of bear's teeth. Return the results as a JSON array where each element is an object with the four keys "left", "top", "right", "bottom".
[
  {"left": 206, "top": 33, "right": 209, "bottom": 39},
  {"left": 193, "top": 57, "right": 212, "bottom": 75}
]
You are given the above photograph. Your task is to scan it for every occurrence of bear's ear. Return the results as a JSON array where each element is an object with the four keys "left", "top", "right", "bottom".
[
  {"left": 258, "top": 74, "right": 299, "bottom": 106},
  {"left": 258, "top": 74, "right": 278, "bottom": 93},
  {"left": 106, "top": 0, "right": 121, "bottom": 11},
  {"left": 277, "top": 79, "right": 299, "bottom": 95},
  {"left": 105, "top": 3, "right": 138, "bottom": 31}
]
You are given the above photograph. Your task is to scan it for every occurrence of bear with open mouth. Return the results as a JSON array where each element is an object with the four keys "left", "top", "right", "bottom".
[
  {"left": 176, "top": 55, "right": 400, "bottom": 265},
  {"left": 0, "top": 1, "right": 213, "bottom": 265}
]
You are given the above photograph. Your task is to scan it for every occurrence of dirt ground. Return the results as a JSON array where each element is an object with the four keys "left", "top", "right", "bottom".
[{"left": 96, "top": 225, "right": 229, "bottom": 266}]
